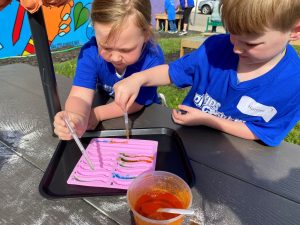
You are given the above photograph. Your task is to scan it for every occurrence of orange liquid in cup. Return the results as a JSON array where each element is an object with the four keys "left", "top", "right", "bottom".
[{"left": 135, "top": 191, "right": 183, "bottom": 220}]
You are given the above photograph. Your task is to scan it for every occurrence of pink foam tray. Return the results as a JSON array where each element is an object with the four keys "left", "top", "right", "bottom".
[{"left": 67, "top": 138, "right": 158, "bottom": 190}]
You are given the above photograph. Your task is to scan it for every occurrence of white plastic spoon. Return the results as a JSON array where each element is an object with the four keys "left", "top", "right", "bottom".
[{"left": 156, "top": 208, "right": 194, "bottom": 215}]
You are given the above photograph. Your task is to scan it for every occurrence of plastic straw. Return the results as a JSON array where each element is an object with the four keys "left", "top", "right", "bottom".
[
  {"left": 63, "top": 117, "right": 95, "bottom": 170},
  {"left": 124, "top": 112, "right": 130, "bottom": 139}
]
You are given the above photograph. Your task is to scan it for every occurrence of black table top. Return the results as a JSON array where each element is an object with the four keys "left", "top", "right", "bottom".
[{"left": 1, "top": 64, "right": 300, "bottom": 225}]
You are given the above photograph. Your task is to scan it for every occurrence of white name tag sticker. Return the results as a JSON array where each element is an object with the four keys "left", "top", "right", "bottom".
[{"left": 237, "top": 96, "right": 277, "bottom": 122}]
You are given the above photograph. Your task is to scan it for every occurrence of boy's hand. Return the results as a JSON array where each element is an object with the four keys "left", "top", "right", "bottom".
[
  {"left": 173, "top": 105, "right": 258, "bottom": 140},
  {"left": 113, "top": 75, "right": 142, "bottom": 111},
  {"left": 53, "top": 111, "right": 87, "bottom": 140},
  {"left": 172, "top": 104, "right": 209, "bottom": 126}
]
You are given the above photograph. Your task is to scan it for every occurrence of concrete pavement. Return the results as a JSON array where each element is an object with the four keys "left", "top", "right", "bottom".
[{"left": 188, "top": 10, "right": 226, "bottom": 33}]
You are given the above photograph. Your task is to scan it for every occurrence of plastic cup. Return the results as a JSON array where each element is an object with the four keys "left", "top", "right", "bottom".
[{"left": 127, "top": 171, "right": 192, "bottom": 225}]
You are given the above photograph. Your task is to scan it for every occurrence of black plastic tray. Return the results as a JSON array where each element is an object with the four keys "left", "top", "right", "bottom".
[{"left": 39, "top": 127, "right": 195, "bottom": 199}]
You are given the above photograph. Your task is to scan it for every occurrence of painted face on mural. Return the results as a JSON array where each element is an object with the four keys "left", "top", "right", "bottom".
[{"left": 94, "top": 15, "right": 147, "bottom": 74}]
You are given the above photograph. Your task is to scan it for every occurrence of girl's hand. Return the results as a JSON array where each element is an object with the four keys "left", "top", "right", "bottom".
[
  {"left": 87, "top": 109, "right": 100, "bottom": 130},
  {"left": 53, "top": 111, "right": 87, "bottom": 140},
  {"left": 172, "top": 104, "right": 209, "bottom": 126}
]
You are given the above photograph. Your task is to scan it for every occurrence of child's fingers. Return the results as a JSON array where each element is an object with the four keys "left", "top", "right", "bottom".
[
  {"left": 117, "top": 92, "right": 133, "bottom": 112},
  {"left": 172, "top": 109, "right": 184, "bottom": 124},
  {"left": 54, "top": 111, "right": 66, "bottom": 127},
  {"left": 65, "top": 112, "right": 87, "bottom": 137},
  {"left": 54, "top": 127, "right": 72, "bottom": 140},
  {"left": 113, "top": 86, "right": 124, "bottom": 109},
  {"left": 127, "top": 95, "right": 137, "bottom": 111},
  {"left": 178, "top": 104, "right": 190, "bottom": 112},
  {"left": 113, "top": 82, "right": 137, "bottom": 111},
  {"left": 172, "top": 111, "right": 184, "bottom": 125},
  {"left": 53, "top": 119, "right": 72, "bottom": 140},
  {"left": 53, "top": 111, "right": 73, "bottom": 140},
  {"left": 118, "top": 95, "right": 127, "bottom": 111},
  {"left": 114, "top": 96, "right": 124, "bottom": 111}
]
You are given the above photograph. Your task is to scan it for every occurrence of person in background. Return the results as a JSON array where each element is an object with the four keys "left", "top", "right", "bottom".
[
  {"left": 211, "top": 0, "right": 221, "bottom": 32},
  {"left": 178, "top": 0, "right": 194, "bottom": 35},
  {"left": 53, "top": 0, "right": 164, "bottom": 140},
  {"left": 165, "top": 0, "right": 177, "bottom": 33},
  {"left": 113, "top": 0, "right": 300, "bottom": 147}
]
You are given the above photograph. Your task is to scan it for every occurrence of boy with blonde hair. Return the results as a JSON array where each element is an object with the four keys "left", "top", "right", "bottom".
[{"left": 114, "top": 0, "right": 300, "bottom": 146}]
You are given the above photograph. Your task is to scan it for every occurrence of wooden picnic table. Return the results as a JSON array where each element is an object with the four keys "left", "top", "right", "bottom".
[
  {"left": 155, "top": 13, "right": 183, "bottom": 32},
  {"left": 180, "top": 36, "right": 207, "bottom": 57},
  {"left": 1, "top": 63, "right": 300, "bottom": 224}
]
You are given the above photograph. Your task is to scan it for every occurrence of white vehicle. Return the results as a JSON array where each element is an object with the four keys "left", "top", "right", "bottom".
[{"left": 198, "top": 0, "right": 220, "bottom": 15}]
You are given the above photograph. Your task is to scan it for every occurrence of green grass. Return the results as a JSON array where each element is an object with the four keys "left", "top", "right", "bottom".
[
  {"left": 293, "top": 45, "right": 300, "bottom": 55},
  {"left": 53, "top": 58, "right": 77, "bottom": 78},
  {"left": 157, "top": 38, "right": 182, "bottom": 55},
  {"left": 285, "top": 123, "right": 300, "bottom": 145},
  {"left": 54, "top": 40, "right": 300, "bottom": 145},
  {"left": 158, "top": 85, "right": 189, "bottom": 108}
]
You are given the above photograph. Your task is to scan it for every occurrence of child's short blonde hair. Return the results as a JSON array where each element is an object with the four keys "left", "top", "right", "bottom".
[
  {"left": 91, "top": 0, "right": 153, "bottom": 42},
  {"left": 221, "top": 0, "right": 300, "bottom": 34}
]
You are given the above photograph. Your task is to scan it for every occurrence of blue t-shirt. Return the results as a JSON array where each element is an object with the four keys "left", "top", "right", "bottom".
[
  {"left": 165, "top": 0, "right": 176, "bottom": 20},
  {"left": 73, "top": 37, "right": 165, "bottom": 106},
  {"left": 179, "top": 0, "right": 194, "bottom": 8},
  {"left": 169, "top": 34, "right": 300, "bottom": 146}
]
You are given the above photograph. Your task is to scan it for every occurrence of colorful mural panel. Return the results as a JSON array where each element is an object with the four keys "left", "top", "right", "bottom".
[{"left": 0, "top": 0, "right": 164, "bottom": 59}]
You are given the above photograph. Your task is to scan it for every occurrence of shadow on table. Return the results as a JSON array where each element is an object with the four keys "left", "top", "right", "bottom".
[
  {"left": 175, "top": 125, "right": 300, "bottom": 224},
  {"left": 129, "top": 211, "right": 136, "bottom": 225}
]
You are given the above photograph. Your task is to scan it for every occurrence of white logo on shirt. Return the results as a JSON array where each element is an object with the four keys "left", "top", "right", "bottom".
[
  {"left": 237, "top": 96, "right": 277, "bottom": 122},
  {"left": 193, "top": 93, "right": 243, "bottom": 122},
  {"left": 103, "top": 84, "right": 114, "bottom": 96},
  {"left": 194, "top": 93, "right": 220, "bottom": 111}
]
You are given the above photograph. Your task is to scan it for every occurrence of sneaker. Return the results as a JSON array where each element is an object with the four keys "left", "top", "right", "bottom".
[
  {"left": 179, "top": 31, "right": 188, "bottom": 36},
  {"left": 168, "top": 30, "right": 178, "bottom": 34}
]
